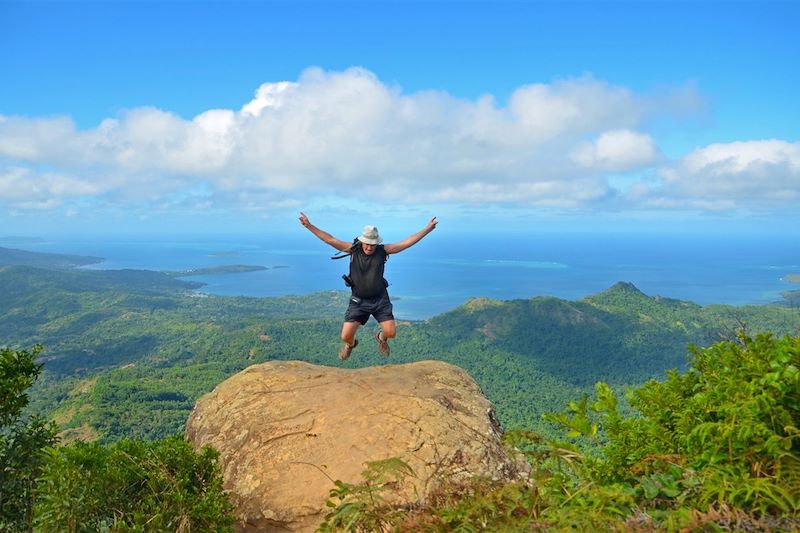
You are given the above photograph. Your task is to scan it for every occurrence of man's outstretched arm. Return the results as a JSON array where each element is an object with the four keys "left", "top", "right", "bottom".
[
  {"left": 299, "top": 212, "right": 352, "bottom": 252},
  {"left": 384, "top": 217, "right": 438, "bottom": 255}
]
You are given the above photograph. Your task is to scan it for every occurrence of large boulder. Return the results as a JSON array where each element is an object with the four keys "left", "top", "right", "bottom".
[{"left": 185, "top": 360, "right": 526, "bottom": 532}]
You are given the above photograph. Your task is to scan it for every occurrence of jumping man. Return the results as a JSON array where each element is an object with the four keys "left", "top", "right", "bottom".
[{"left": 299, "top": 212, "right": 438, "bottom": 360}]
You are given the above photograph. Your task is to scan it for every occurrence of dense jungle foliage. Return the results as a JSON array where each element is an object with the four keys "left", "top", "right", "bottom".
[
  {"left": 0, "top": 345, "right": 235, "bottom": 532},
  {"left": 2, "top": 248, "right": 799, "bottom": 531},
  {"left": 322, "top": 333, "right": 800, "bottom": 531},
  {"left": 0, "top": 345, "right": 57, "bottom": 530},
  {"left": 1, "top": 258, "right": 799, "bottom": 443}
]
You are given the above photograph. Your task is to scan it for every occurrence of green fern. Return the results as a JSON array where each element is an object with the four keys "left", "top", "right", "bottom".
[{"left": 319, "top": 458, "right": 416, "bottom": 532}]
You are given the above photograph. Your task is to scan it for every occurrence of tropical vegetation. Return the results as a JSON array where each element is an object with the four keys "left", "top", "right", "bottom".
[
  {"left": 1, "top": 344, "right": 235, "bottom": 532},
  {"left": 2, "top": 246, "right": 800, "bottom": 531},
  {"left": 2, "top": 261, "right": 798, "bottom": 442},
  {"left": 322, "top": 333, "right": 800, "bottom": 531}
]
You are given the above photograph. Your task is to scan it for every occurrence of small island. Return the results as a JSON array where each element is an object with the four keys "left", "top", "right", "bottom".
[
  {"left": 166, "top": 265, "right": 270, "bottom": 277},
  {"left": 786, "top": 274, "right": 800, "bottom": 283},
  {"left": 208, "top": 251, "right": 240, "bottom": 258}
]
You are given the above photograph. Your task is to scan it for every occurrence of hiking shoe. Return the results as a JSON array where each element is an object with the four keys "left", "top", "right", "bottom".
[
  {"left": 339, "top": 339, "right": 358, "bottom": 360},
  {"left": 375, "top": 331, "right": 390, "bottom": 357}
]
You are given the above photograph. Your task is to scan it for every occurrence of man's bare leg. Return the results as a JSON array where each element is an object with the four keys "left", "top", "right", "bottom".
[
  {"left": 341, "top": 321, "right": 360, "bottom": 344},
  {"left": 339, "top": 321, "right": 360, "bottom": 360},
  {"left": 375, "top": 319, "right": 396, "bottom": 356},
  {"left": 378, "top": 320, "right": 396, "bottom": 339}
]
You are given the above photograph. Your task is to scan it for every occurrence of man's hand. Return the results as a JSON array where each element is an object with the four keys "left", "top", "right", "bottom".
[
  {"left": 385, "top": 217, "right": 439, "bottom": 255},
  {"left": 300, "top": 213, "right": 350, "bottom": 251}
]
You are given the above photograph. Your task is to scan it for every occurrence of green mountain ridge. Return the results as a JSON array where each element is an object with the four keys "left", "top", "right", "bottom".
[
  {"left": 0, "top": 246, "right": 103, "bottom": 269},
  {"left": 1, "top": 250, "right": 799, "bottom": 442},
  {"left": 433, "top": 281, "right": 708, "bottom": 385}
]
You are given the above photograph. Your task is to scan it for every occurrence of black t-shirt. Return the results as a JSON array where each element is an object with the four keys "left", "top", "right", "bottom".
[{"left": 349, "top": 244, "right": 387, "bottom": 298}]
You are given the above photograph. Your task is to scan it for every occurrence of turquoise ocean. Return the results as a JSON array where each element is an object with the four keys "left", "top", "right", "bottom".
[{"left": 7, "top": 232, "right": 800, "bottom": 320}]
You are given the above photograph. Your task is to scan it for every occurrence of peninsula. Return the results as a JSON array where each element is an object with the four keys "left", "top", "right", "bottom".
[{"left": 166, "top": 265, "right": 272, "bottom": 277}]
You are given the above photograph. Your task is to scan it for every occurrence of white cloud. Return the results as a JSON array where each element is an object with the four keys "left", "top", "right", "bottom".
[
  {"left": 507, "top": 77, "right": 644, "bottom": 140},
  {"left": 373, "top": 176, "right": 612, "bottom": 207},
  {"left": 241, "top": 81, "right": 297, "bottom": 117},
  {"left": 0, "top": 166, "right": 100, "bottom": 208},
  {"left": 633, "top": 140, "right": 800, "bottom": 209},
  {"left": 571, "top": 130, "right": 660, "bottom": 171},
  {"left": 0, "top": 67, "right": 738, "bottom": 214}
]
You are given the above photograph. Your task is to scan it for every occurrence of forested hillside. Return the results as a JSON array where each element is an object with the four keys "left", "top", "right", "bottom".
[
  {"left": 2, "top": 261, "right": 799, "bottom": 443},
  {"left": 0, "top": 246, "right": 102, "bottom": 269}
]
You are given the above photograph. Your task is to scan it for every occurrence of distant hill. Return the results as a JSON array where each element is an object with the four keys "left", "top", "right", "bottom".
[
  {"left": 428, "top": 282, "right": 692, "bottom": 383},
  {"left": 427, "top": 280, "right": 799, "bottom": 384},
  {"left": 0, "top": 246, "right": 103, "bottom": 269},
  {"left": 1, "top": 264, "right": 202, "bottom": 295},
  {"left": 783, "top": 290, "right": 800, "bottom": 307},
  {"left": 2, "top": 261, "right": 799, "bottom": 443},
  {"left": 781, "top": 275, "right": 800, "bottom": 307}
]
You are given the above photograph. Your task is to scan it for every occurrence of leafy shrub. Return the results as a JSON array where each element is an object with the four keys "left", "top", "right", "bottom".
[
  {"left": 535, "top": 332, "right": 800, "bottom": 529},
  {"left": 319, "top": 458, "right": 417, "bottom": 532},
  {"left": 321, "top": 333, "right": 800, "bottom": 531},
  {"left": 0, "top": 345, "right": 58, "bottom": 531},
  {"left": 1, "top": 344, "right": 234, "bottom": 532},
  {"left": 33, "top": 435, "right": 234, "bottom": 532}
]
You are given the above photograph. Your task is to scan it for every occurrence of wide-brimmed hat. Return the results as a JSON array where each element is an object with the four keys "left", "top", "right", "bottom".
[{"left": 357, "top": 225, "right": 382, "bottom": 245}]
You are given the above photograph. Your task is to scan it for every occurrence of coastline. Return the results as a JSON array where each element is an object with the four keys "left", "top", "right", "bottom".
[
  {"left": 4, "top": 234, "right": 800, "bottom": 319},
  {"left": 167, "top": 265, "right": 271, "bottom": 277}
]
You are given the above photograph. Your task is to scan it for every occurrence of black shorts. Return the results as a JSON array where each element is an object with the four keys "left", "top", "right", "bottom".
[{"left": 344, "top": 292, "right": 394, "bottom": 325}]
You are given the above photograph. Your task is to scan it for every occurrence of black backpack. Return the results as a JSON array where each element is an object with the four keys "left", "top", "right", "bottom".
[{"left": 331, "top": 238, "right": 389, "bottom": 289}]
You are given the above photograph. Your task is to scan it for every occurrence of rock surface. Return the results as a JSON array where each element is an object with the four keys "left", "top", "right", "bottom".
[{"left": 185, "top": 360, "right": 526, "bottom": 532}]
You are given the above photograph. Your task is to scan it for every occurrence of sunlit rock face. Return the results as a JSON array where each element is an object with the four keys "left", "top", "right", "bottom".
[{"left": 186, "top": 359, "right": 526, "bottom": 532}]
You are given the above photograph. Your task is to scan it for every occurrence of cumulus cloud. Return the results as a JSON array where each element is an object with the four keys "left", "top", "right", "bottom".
[
  {"left": 2, "top": 66, "right": 767, "bottom": 215},
  {"left": 0, "top": 166, "right": 100, "bottom": 208},
  {"left": 631, "top": 140, "right": 800, "bottom": 209},
  {"left": 571, "top": 130, "right": 660, "bottom": 171}
]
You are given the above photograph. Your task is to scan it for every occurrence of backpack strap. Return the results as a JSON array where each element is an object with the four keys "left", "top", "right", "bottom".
[{"left": 331, "top": 238, "right": 360, "bottom": 260}]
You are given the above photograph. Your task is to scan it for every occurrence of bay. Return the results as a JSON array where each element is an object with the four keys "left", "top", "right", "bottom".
[{"left": 8, "top": 232, "right": 799, "bottom": 320}]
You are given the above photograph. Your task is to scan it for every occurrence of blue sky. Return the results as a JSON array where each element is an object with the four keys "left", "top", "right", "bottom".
[{"left": 1, "top": 0, "right": 798, "bottom": 236}]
